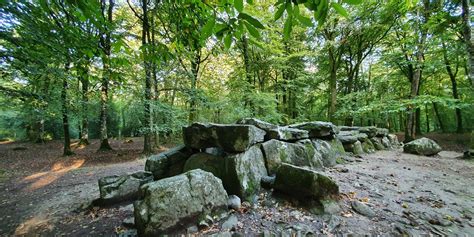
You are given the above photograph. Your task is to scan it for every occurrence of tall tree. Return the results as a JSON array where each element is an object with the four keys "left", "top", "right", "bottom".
[{"left": 98, "top": 0, "right": 114, "bottom": 151}]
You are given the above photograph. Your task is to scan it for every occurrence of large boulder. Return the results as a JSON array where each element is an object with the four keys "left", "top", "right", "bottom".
[
  {"left": 359, "top": 126, "right": 377, "bottom": 138},
  {"left": 265, "top": 127, "right": 309, "bottom": 141},
  {"left": 288, "top": 121, "right": 337, "bottom": 139},
  {"left": 224, "top": 145, "right": 267, "bottom": 200},
  {"left": 261, "top": 139, "right": 323, "bottom": 175},
  {"left": 273, "top": 163, "right": 339, "bottom": 200},
  {"left": 403, "top": 137, "right": 442, "bottom": 156},
  {"left": 387, "top": 134, "right": 400, "bottom": 147},
  {"left": 361, "top": 139, "right": 376, "bottom": 153},
  {"left": 183, "top": 123, "right": 266, "bottom": 152},
  {"left": 337, "top": 134, "right": 358, "bottom": 144},
  {"left": 381, "top": 136, "right": 391, "bottom": 148},
  {"left": 145, "top": 145, "right": 194, "bottom": 180},
  {"left": 98, "top": 171, "right": 153, "bottom": 205},
  {"left": 236, "top": 118, "right": 278, "bottom": 131},
  {"left": 311, "top": 139, "right": 337, "bottom": 167},
  {"left": 183, "top": 152, "right": 225, "bottom": 178},
  {"left": 183, "top": 146, "right": 267, "bottom": 201},
  {"left": 134, "top": 169, "right": 228, "bottom": 236},
  {"left": 343, "top": 141, "right": 364, "bottom": 155},
  {"left": 339, "top": 126, "right": 377, "bottom": 138},
  {"left": 371, "top": 137, "right": 385, "bottom": 150},
  {"left": 376, "top": 128, "right": 389, "bottom": 137}
]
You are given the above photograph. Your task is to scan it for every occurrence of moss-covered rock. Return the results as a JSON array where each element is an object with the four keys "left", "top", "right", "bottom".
[
  {"left": 183, "top": 123, "right": 266, "bottom": 152},
  {"left": 224, "top": 145, "right": 267, "bottom": 200},
  {"left": 361, "top": 139, "right": 376, "bottom": 153},
  {"left": 236, "top": 118, "right": 278, "bottom": 131},
  {"left": 343, "top": 141, "right": 364, "bottom": 155},
  {"left": 403, "top": 137, "right": 442, "bottom": 156},
  {"left": 371, "top": 137, "right": 385, "bottom": 150},
  {"left": 265, "top": 127, "right": 309, "bottom": 141},
  {"left": 261, "top": 139, "right": 323, "bottom": 175},
  {"left": 183, "top": 146, "right": 267, "bottom": 201},
  {"left": 98, "top": 171, "right": 153, "bottom": 205},
  {"left": 134, "top": 169, "right": 228, "bottom": 236},
  {"left": 145, "top": 145, "right": 194, "bottom": 180},
  {"left": 311, "top": 139, "right": 338, "bottom": 167},
  {"left": 273, "top": 163, "right": 339, "bottom": 200},
  {"left": 288, "top": 121, "right": 337, "bottom": 139}
]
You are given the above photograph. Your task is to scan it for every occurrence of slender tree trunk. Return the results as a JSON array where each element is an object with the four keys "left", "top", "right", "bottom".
[
  {"left": 142, "top": 0, "right": 153, "bottom": 154},
  {"left": 241, "top": 36, "right": 254, "bottom": 115},
  {"left": 425, "top": 104, "right": 430, "bottom": 133},
  {"left": 405, "top": 0, "right": 429, "bottom": 142},
  {"left": 98, "top": 0, "right": 114, "bottom": 151},
  {"left": 328, "top": 46, "right": 337, "bottom": 123},
  {"left": 62, "top": 61, "right": 73, "bottom": 156},
  {"left": 433, "top": 102, "right": 445, "bottom": 132},
  {"left": 79, "top": 66, "right": 89, "bottom": 146},
  {"left": 442, "top": 42, "right": 463, "bottom": 133},
  {"left": 188, "top": 52, "right": 200, "bottom": 123}
]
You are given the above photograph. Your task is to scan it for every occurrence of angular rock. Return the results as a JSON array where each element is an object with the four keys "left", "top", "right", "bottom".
[
  {"left": 356, "top": 133, "right": 368, "bottom": 141},
  {"left": 265, "top": 127, "right": 309, "bottom": 141},
  {"left": 381, "top": 136, "right": 391, "bottom": 148},
  {"left": 227, "top": 195, "right": 241, "bottom": 210},
  {"left": 376, "top": 128, "right": 389, "bottom": 137},
  {"left": 311, "top": 139, "right": 338, "bottom": 167},
  {"left": 359, "top": 126, "right": 377, "bottom": 138},
  {"left": 343, "top": 141, "right": 364, "bottom": 155},
  {"left": 371, "top": 137, "right": 385, "bottom": 150},
  {"left": 338, "top": 135, "right": 358, "bottom": 144},
  {"left": 387, "top": 134, "right": 400, "bottom": 147},
  {"left": 351, "top": 201, "right": 375, "bottom": 217},
  {"left": 145, "top": 145, "right": 194, "bottom": 180},
  {"left": 183, "top": 146, "right": 267, "bottom": 201},
  {"left": 98, "top": 171, "right": 153, "bottom": 205},
  {"left": 261, "top": 139, "right": 323, "bottom": 175},
  {"left": 403, "top": 137, "right": 442, "bottom": 156},
  {"left": 183, "top": 123, "right": 266, "bottom": 152},
  {"left": 273, "top": 163, "right": 339, "bottom": 200},
  {"left": 288, "top": 121, "right": 337, "bottom": 138},
  {"left": 236, "top": 118, "right": 278, "bottom": 131},
  {"left": 361, "top": 139, "right": 376, "bottom": 153},
  {"left": 221, "top": 215, "right": 238, "bottom": 230},
  {"left": 183, "top": 152, "right": 225, "bottom": 178},
  {"left": 224, "top": 145, "right": 268, "bottom": 200},
  {"left": 134, "top": 169, "right": 228, "bottom": 236}
]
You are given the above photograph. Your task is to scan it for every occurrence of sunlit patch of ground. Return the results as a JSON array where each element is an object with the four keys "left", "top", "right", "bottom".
[
  {"left": 21, "top": 159, "right": 85, "bottom": 191},
  {"left": 14, "top": 215, "right": 53, "bottom": 236}
]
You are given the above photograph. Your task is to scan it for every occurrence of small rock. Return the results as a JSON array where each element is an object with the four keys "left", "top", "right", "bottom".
[
  {"left": 122, "top": 217, "right": 135, "bottom": 227},
  {"left": 351, "top": 201, "right": 375, "bottom": 217},
  {"left": 227, "top": 195, "right": 241, "bottom": 211},
  {"left": 321, "top": 199, "right": 341, "bottom": 214},
  {"left": 186, "top": 225, "right": 198, "bottom": 234},
  {"left": 222, "top": 215, "right": 238, "bottom": 230}
]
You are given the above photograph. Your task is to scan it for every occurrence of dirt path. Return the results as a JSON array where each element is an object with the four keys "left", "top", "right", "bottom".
[{"left": 1, "top": 142, "right": 473, "bottom": 236}]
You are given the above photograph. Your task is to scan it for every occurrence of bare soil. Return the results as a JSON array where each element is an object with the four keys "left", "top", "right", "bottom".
[{"left": 0, "top": 137, "right": 473, "bottom": 236}]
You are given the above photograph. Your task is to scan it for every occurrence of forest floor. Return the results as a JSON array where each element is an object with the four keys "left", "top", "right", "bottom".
[{"left": 0, "top": 133, "right": 473, "bottom": 236}]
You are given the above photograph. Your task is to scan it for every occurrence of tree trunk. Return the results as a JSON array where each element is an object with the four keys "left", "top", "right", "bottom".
[
  {"left": 425, "top": 104, "right": 430, "bottom": 133},
  {"left": 98, "top": 0, "right": 114, "bottom": 151},
  {"left": 404, "top": 0, "right": 429, "bottom": 142},
  {"left": 461, "top": 0, "right": 474, "bottom": 86},
  {"left": 442, "top": 43, "right": 463, "bottom": 133},
  {"left": 328, "top": 45, "right": 337, "bottom": 123},
  {"left": 142, "top": 0, "right": 153, "bottom": 154},
  {"left": 432, "top": 102, "right": 445, "bottom": 133},
  {"left": 79, "top": 66, "right": 89, "bottom": 146},
  {"left": 241, "top": 36, "right": 254, "bottom": 115},
  {"left": 62, "top": 62, "right": 73, "bottom": 156},
  {"left": 188, "top": 52, "right": 200, "bottom": 123}
]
